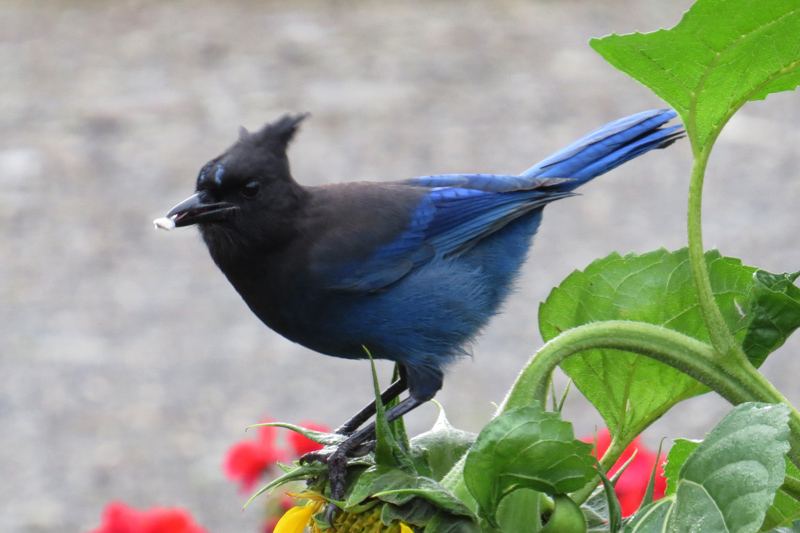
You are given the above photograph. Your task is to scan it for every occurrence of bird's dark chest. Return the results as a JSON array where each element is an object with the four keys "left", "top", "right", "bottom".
[{"left": 209, "top": 242, "right": 330, "bottom": 347}]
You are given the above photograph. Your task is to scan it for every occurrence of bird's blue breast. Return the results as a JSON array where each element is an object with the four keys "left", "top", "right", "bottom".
[{"left": 301, "top": 208, "right": 545, "bottom": 399}]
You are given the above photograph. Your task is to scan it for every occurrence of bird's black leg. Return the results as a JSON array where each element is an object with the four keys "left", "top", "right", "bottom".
[
  {"left": 334, "top": 376, "right": 408, "bottom": 435},
  {"left": 299, "top": 376, "right": 408, "bottom": 466},
  {"left": 324, "top": 395, "right": 426, "bottom": 523}
]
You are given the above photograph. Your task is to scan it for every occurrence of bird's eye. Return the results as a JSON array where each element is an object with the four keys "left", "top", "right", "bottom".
[{"left": 241, "top": 181, "right": 261, "bottom": 198}]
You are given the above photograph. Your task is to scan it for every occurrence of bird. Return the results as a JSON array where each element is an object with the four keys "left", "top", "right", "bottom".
[{"left": 155, "top": 109, "right": 682, "bottom": 503}]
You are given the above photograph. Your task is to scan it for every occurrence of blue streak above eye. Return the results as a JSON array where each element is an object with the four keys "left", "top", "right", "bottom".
[{"left": 214, "top": 164, "right": 225, "bottom": 185}]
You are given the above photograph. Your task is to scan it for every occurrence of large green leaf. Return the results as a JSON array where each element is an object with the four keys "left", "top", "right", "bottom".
[
  {"left": 626, "top": 403, "right": 790, "bottom": 533},
  {"left": 463, "top": 403, "right": 595, "bottom": 527},
  {"left": 666, "top": 439, "right": 800, "bottom": 531},
  {"left": 539, "top": 248, "right": 756, "bottom": 436},
  {"left": 591, "top": 0, "right": 800, "bottom": 150}
]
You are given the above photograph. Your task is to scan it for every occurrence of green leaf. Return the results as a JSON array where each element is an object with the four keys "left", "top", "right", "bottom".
[
  {"left": 253, "top": 422, "right": 347, "bottom": 447},
  {"left": 345, "top": 466, "right": 476, "bottom": 520},
  {"left": 388, "top": 363, "right": 411, "bottom": 449},
  {"left": 663, "top": 439, "right": 699, "bottom": 497},
  {"left": 770, "top": 521, "right": 800, "bottom": 533},
  {"left": 367, "top": 356, "right": 415, "bottom": 474},
  {"left": 624, "top": 498, "right": 673, "bottom": 533},
  {"left": 463, "top": 403, "right": 595, "bottom": 527},
  {"left": 594, "top": 458, "right": 623, "bottom": 533},
  {"left": 742, "top": 270, "right": 800, "bottom": 368},
  {"left": 583, "top": 482, "right": 627, "bottom": 533},
  {"left": 662, "top": 441, "right": 800, "bottom": 530},
  {"left": 410, "top": 403, "right": 477, "bottom": 482},
  {"left": 379, "top": 497, "right": 438, "bottom": 527},
  {"left": 591, "top": 0, "right": 800, "bottom": 150},
  {"left": 243, "top": 461, "right": 329, "bottom": 508},
  {"left": 626, "top": 403, "right": 790, "bottom": 533},
  {"left": 539, "top": 248, "right": 756, "bottom": 438},
  {"left": 761, "top": 460, "right": 800, "bottom": 531},
  {"left": 638, "top": 440, "right": 666, "bottom": 513},
  {"left": 425, "top": 510, "right": 483, "bottom": 533}
]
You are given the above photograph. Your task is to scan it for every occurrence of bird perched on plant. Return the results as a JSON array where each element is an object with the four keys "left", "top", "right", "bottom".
[{"left": 155, "top": 109, "right": 681, "bottom": 502}]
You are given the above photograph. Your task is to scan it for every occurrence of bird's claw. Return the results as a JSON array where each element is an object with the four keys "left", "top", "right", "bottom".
[
  {"left": 299, "top": 440, "right": 377, "bottom": 466},
  {"left": 299, "top": 446, "right": 335, "bottom": 466},
  {"left": 315, "top": 448, "right": 347, "bottom": 527},
  {"left": 325, "top": 501, "right": 339, "bottom": 526},
  {"left": 299, "top": 441, "right": 379, "bottom": 527}
]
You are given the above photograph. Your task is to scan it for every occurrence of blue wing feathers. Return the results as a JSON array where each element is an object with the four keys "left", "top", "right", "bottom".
[
  {"left": 407, "top": 173, "right": 569, "bottom": 193},
  {"left": 328, "top": 109, "right": 681, "bottom": 291}
]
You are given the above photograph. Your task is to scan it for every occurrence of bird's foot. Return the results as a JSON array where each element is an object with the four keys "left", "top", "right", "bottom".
[
  {"left": 299, "top": 440, "right": 377, "bottom": 526},
  {"left": 299, "top": 440, "right": 375, "bottom": 466}
]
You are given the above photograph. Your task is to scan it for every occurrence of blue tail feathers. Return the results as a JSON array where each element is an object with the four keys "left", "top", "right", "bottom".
[
  {"left": 521, "top": 109, "right": 682, "bottom": 189},
  {"left": 408, "top": 109, "right": 682, "bottom": 194}
]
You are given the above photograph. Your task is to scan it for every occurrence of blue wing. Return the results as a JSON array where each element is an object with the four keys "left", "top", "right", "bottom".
[{"left": 327, "top": 109, "right": 682, "bottom": 291}]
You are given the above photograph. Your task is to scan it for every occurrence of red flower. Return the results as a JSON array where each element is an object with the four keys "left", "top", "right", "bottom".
[
  {"left": 88, "top": 501, "right": 208, "bottom": 533},
  {"left": 262, "top": 515, "right": 280, "bottom": 533},
  {"left": 584, "top": 429, "right": 666, "bottom": 516},
  {"left": 286, "top": 421, "right": 330, "bottom": 457},
  {"left": 223, "top": 421, "right": 282, "bottom": 492}
]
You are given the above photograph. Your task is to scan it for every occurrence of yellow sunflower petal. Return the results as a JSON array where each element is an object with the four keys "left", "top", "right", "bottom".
[
  {"left": 400, "top": 523, "right": 414, "bottom": 533},
  {"left": 273, "top": 504, "right": 316, "bottom": 533}
]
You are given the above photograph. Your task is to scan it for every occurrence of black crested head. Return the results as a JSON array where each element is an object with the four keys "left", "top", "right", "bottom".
[
  {"left": 196, "top": 113, "right": 309, "bottom": 193},
  {"left": 188, "top": 113, "right": 311, "bottom": 266}
]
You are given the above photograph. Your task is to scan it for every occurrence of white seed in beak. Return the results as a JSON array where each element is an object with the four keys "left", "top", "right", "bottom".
[{"left": 153, "top": 216, "right": 176, "bottom": 231}]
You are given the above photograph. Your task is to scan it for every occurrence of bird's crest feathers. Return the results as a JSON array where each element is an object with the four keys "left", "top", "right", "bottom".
[{"left": 244, "top": 113, "right": 309, "bottom": 149}]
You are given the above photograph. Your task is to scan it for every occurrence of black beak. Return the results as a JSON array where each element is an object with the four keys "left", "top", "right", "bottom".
[{"left": 165, "top": 192, "right": 237, "bottom": 228}]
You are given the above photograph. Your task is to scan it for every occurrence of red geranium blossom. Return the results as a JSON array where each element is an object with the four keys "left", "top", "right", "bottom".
[
  {"left": 584, "top": 429, "right": 666, "bottom": 516},
  {"left": 223, "top": 421, "right": 283, "bottom": 492},
  {"left": 286, "top": 421, "right": 330, "bottom": 457},
  {"left": 88, "top": 501, "right": 209, "bottom": 533}
]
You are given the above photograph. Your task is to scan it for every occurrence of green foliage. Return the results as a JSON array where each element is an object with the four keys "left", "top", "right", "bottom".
[
  {"left": 540, "top": 495, "right": 587, "bottom": 533},
  {"left": 663, "top": 439, "right": 698, "bottom": 497},
  {"left": 410, "top": 404, "right": 477, "bottom": 482},
  {"left": 540, "top": 248, "right": 756, "bottom": 436},
  {"left": 761, "top": 459, "right": 800, "bottom": 531},
  {"left": 626, "top": 403, "right": 790, "bottom": 533},
  {"left": 742, "top": 271, "right": 800, "bottom": 368},
  {"left": 592, "top": 458, "right": 622, "bottom": 533},
  {"left": 591, "top": 0, "right": 800, "bottom": 152},
  {"left": 463, "top": 402, "right": 595, "bottom": 527}
]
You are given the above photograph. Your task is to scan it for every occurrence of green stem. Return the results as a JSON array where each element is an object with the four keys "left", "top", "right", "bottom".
[
  {"left": 686, "top": 147, "right": 741, "bottom": 359},
  {"left": 497, "top": 321, "right": 748, "bottom": 414},
  {"left": 570, "top": 432, "right": 634, "bottom": 505}
]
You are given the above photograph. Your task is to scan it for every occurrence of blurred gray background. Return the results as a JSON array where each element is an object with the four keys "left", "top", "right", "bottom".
[{"left": 3, "top": 1, "right": 800, "bottom": 531}]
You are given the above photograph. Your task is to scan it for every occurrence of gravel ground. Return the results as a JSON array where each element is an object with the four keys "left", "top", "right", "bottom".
[{"left": 3, "top": 1, "right": 800, "bottom": 531}]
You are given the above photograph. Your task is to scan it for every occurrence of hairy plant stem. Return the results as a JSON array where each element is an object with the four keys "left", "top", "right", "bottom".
[
  {"left": 686, "top": 121, "right": 800, "bottom": 468},
  {"left": 687, "top": 146, "right": 741, "bottom": 359}
]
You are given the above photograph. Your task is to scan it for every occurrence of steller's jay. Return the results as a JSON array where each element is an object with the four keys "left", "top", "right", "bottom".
[{"left": 155, "top": 109, "right": 681, "bottom": 504}]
